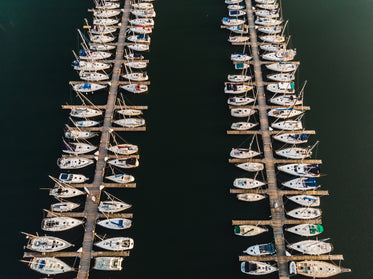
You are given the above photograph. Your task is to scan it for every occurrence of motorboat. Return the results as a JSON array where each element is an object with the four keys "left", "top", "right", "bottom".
[
  {"left": 231, "top": 108, "right": 256, "bottom": 117},
  {"left": 222, "top": 17, "right": 245, "bottom": 26},
  {"left": 65, "top": 130, "right": 96, "bottom": 140},
  {"left": 29, "top": 257, "right": 72, "bottom": 275},
  {"left": 49, "top": 186, "right": 85, "bottom": 198},
  {"left": 106, "top": 173, "right": 135, "bottom": 184},
  {"left": 123, "top": 72, "right": 148, "bottom": 81},
  {"left": 229, "top": 10, "right": 246, "bottom": 17},
  {"left": 267, "top": 82, "right": 295, "bottom": 94},
  {"left": 259, "top": 35, "right": 285, "bottom": 43},
  {"left": 231, "top": 53, "right": 252, "bottom": 62},
  {"left": 278, "top": 164, "right": 320, "bottom": 177},
  {"left": 288, "top": 195, "right": 320, "bottom": 207},
  {"left": 57, "top": 157, "right": 94, "bottom": 169},
  {"left": 95, "top": 237, "right": 134, "bottom": 251},
  {"left": 224, "top": 83, "right": 253, "bottom": 94},
  {"left": 257, "top": 25, "right": 282, "bottom": 34},
  {"left": 98, "top": 201, "right": 132, "bottom": 213},
  {"left": 73, "top": 120, "right": 100, "bottom": 127},
  {"left": 234, "top": 225, "right": 268, "bottom": 236},
  {"left": 231, "top": 122, "right": 258, "bottom": 130},
  {"left": 129, "top": 18, "right": 154, "bottom": 26},
  {"left": 97, "top": 218, "right": 132, "bottom": 230},
  {"left": 275, "top": 147, "right": 311, "bottom": 159},
  {"left": 128, "top": 44, "right": 150, "bottom": 52},
  {"left": 121, "top": 84, "right": 148, "bottom": 93},
  {"left": 62, "top": 142, "right": 96, "bottom": 155},
  {"left": 73, "top": 60, "right": 111, "bottom": 71},
  {"left": 270, "top": 95, "right": 302, "bottom": 106},
  {"left": 93, "top": 18, "right": 119, "bottom": 26},
  {"left": 271, "top": 120, "right": 303, "bottom": 130},
  {"left": 266, "top": 62, "right": 299, "bottom": 72},
  {"left": 262, "top": 50, "right": 297, "bottom": 61},
  {"left": 108, "top": 144, "right": 138, "bottom": 155},
  {"left": 230, "top": 148, "right": 261, "bottom": 159},
  {"left": 287, "top": 207, "right": 322, "bottom": 219},
  {"left": 114, "top": 118, "right": 145, "bottom": 128},
  {"left": 293, "top": 261, "right": 350, "bottom": 278},
  {"left": 93, "top": 9, "right": 121, "bottom": 18},
  {"left": 286, "top": 224, "right": 324, "bottom": 236},
  {"left": 24, "top": 234, "right": 72, "bottom": 252},
  {"left": 117, "top": 109, "right": 143, "bottom": 116},
  {"left": 131, "top": 9, "right": 156, "bottom": 18},
  {"left": 267, "top": 73, "right": 295, "bottom": 82},
  {"left": 70, "top": 107, "right": 102, "bottom": 118},
  {"left": 79, "top": 71, "right": 109, "bottom": 81},
  {"left": 236, "top": 162, "right": 264, "bottom": 172},
  {"left": 127, "top": 34, "right": 151, "bottom": 44},
  {"left": 227, "top": 96, "right": 255, "bottom": 106},
  {"left": 243, "top": 243, "right": 275, "bottom": 256},
  {"left": 58, "top": 173, "right": 88, "bottom": 184},
  {"left": 282, "top": 177, "right": 319, "bottom": 190},
  {"left": 79, "top": 49, "right": 112, "bottom": 60},
  {"left": 241, "top": 261, "right": 278, "bottom": 275},
  {"left": 94, "top": 257, "right": 123, "bottom": 271},
  {"left": 273, "top": 133, "right": 308, "bottom": 144},
  {"left": 228, "top": 36, "right": 249, "bottom": 43},
  {"left": 255, "top": 17, "right": 282, "bottom": 26},
  {"left": 237, "top": 193, "right": 266, "bottom": 202},
  {"left": 268, "top": 108, "right": 303, "bottom": 119},
  {"left": 51, "top": 202, "right": 80, "bottom": 212},
  {"left": 288, "top": 240, "right": 332, "bottom": 255},
  {"left": 41, "top": 217, "right": 83, "bottom": 231},
  {"left": 108, "top": 158, "right": 139, "bottom": 168},
  {"left": 72, "top": 82, "right": 106, "bottom": 93},
  {"left": 233, "top": 178, "right": 265, "bottom": 189}
]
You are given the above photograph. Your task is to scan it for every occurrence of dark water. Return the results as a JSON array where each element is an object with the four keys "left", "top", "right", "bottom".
[{"left": 0, "top": 0, "right": 371, "bottom": 278}]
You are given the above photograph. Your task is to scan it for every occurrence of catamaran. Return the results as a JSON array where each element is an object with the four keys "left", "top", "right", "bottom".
[
  {"left": 95, "top": 237, "right": 134, "bottom": 251},
  {"left": 97, "top": 218, "right": 132, "bottom": 230},
  {"left": 94, "top": 257, "right": 123, "bottom": 271},
  {"left": 98, "top": 201, "right": 132, "bottom": 213},
  {"left": 42, "top": 217, "right": 83, "bottom": 231},
  {"left": 233, "top": 178, "right": 265, "bottom": 189}
]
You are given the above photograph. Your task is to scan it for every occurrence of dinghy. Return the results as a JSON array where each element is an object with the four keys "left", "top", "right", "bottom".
[
  {"left": 98, "top": 201, "right": 132, "bottom": 213},
  {"left": 288, "top": 195, "right": 320, "bottom": 207},
  {"left": 237, "top": 193, "right": 266, "bottom": 202},
  {"left": 294, "top": 261, "right": 350, "bottom": 278},
  {"left": 270, "top": 95, "right": 302, "bottom": 106},
  {"left": 114, "top": 118, "right": 145, "bottom": 128},
  {"left": 222, "top": 17, "right": 245, "bottom": 26},
  {"left": 50, "top": 186, "right": 85, "bottom": 199},
  {"left": 234, "top": 225, "right": 268, "bottom": 236},
  {"left": 231, "top": 53, "right": 252, "bottom": 62},
  {"left": 94, "top": 257, "right": 123, "bottom": 271},
  {"left": 271, "top": 120, "right": 303, "bottom": 130},
  {"left": 228, "top": 36, "right": 250, "bottom": 43},
  {"left": 129, "top": 18, "right": 154, "bottom": 26},
  {"left": 282, "top": 177, "right": 319, "bottom": 191},
  {"left": 243, "top": 243, "right": 275, "bottom": 256},
  {"left": 93, "top": 9, "right": 121, "bottom": 18},
  {"left": 42, "top": 217, "right": 83, "bottom": 231},
  {"left": 287, "top": 207, "right": 322, "bottom": 219},
  {"left": 275, "top": 147, "right": 311, "bottom": 159},
  {"left": 286, "top": 224, "right": 324, "bottom": 236},
  {"left": 127, "top": 34, "right": 151, "bottom": 44},
  {"left": 65, "top": 130, "right": 96, "bottom": 140},
  {"left": 227, "top": 96, "right": 255, "bottom": 106},
  {"left": 236, "top": 162, "right": 264, "bottom": 172},
  {"left": 123, "top": 72, "right": 148, "bottom": 81},
  {"left": 108, "top": 158, "right": 139, "bottom": 168},
  {"left": 108, "top": 144, "right": 138, "bottom": 155},
  {"left": 57, "top": 157, "right": 94, "bottom": 169},
  {"left": 231, "top": 108, "right": 256, "bottom": 117},
  {"left": 267, "top": 82, "right": 295, "bottom": 94},
  {"left": 51, "top": 202, "right": 80, "bottom": 212},
  {"left": 257, "top": 25, "right": 282, "bottom": 34},
  {"left": 70, "top": 107, "right": 102, "bottom": 118},
  {"left": 278, "top": 164, "right": 320, "bottom": 177},
  {"left": 24, "top": 234, "right": 72, "bottom": 252},
  {"left": 230, "top": 148, "right": 261, "bottom": 159},
  {"left": 255, "top": 17, "right": 282, "bottom": 26},
  {"left": 58, "top": 173, "right": 88, "bottom": 184},
  {"left": 273, "top": 133, "right": 308, "bottom": 144},
  {"left": 95, "top": 237, "right": 134, "bottom": 251},
  {"left": 268, "top": 108, "right": 303, "bottom": 119},
  {"left": 224, "top": 83, "right": 253, "bottom": 94},
  {"left": 288, "top": 240, "right": 332, "bottom": 255},
  {"left": 29, "top": 257, "right": 73, "bottom": 275},
  {"left": 233, "top": 178, "right": 265, "bottom": 189},
  {"left": 241, "top": 261, "right": 278, "bottom": 275},
  {"left": 267, "top": 73, "right": 295, "bottom": 82},
  {"left": 121, "top": 84, "right": 148, "bottom": 93},
  {"left": 93, "top": 18, "right": 119, "bottom": 26},
  {"left": 106, "top": 173, "right": 135, "bottom": 184},
  {"left": 72, "top": 82, "right": 106, "bottom": 93},
  {"left": 62, "top": 142, "right": 96, "bottom": 155},
  {"left": 131, "top": 9, "right": 156, "bottom": 18},
  {"left": 231, "top": 122, "right": 258, "bottom": 130},
  {"left": 263, "top": 50, "right": 297, "bottom": 61},
  {"left": 259, "top": 35, "right": 285, "bottom": 43},
  {"left": 73, "top": 61, "right": 111, "bottom": 71},
  {"left": 117, "top": 109, "right": 142, "bottom": 116},
  {"left": 266, "top": 62, "right": 299, "bottom": 72},
  {"left": 97, "top": 218, "right": 132, "bottom": 230},
  {"left": 128, "top": 44, "right": 150, "bottom": 52}
]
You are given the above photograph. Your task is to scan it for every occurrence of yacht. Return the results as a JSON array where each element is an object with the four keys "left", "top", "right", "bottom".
[
  {"left": 57, "top": 157, "right": 94, "bottom": 169},
  {"left": 234, "top": 225, "right": 268, "bottom": 237},
  {"left": 243, "top": 243, "right": 275, "bottom": 256},
  {"left": 42, "top": 217, "right": 83, "bottom": 231},
  {"left": 98, "top": 201, "right": 132, "bottom": 213},
  {"left": 107, "top": 144, "right": 138, "bottom": 155},
  {"left": 236, "top": 162, "right": 264, "bottom": 172},
  {"left": 108, "top": 158, "right": 139, "bottom": 168},
  {"left": 97, "top": 218, "right": 132, "bottom": 230},
  {"left": 95, "top": 237, "right": 134, "bottom": 251},
  {"left": 288, "top": 240, "right": 332, "bottom": 255},
  {"left": 241, "top": 261, "right": 278, "bottom": 275},
  {"left": 278, "top": 164, "right": 321, "bottom": 177},
  {"left": 58, "top": 173, "right": 88, "bottom": 184},
  {"left": 286, "top": 224, "right": 324, "bottom": 237},
  {"left": 29, "top": 257, "right": 72, "bottom": 275},
  {"left": 287, "top": 207, "right": 322, "bottom": 219},
  {"left": 233, "top": 178, "right": 265, "bottom": 189},
  {"left": 106, "top": 173, "right": 135, "bottom": 184}
]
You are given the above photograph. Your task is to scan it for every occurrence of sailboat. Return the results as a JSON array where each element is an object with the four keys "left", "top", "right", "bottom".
[
  {"left": 89, "top": 34, "right": 116, "bottom": 44},
  {"left": 275, "top": 146, "right": 312, "bottom": 159},
  {"left": 228, "top": 74, "right": 251, "bottom": 82},
  {"left": 131, "top": 9, "right": 156, "bottom": 18},
  {"left": 278, "top": 164, "right": 321, "bottom": 177},
  {"left": 262, "top": 50, "right": 297, "bottom": 61},
  {"left": 270, "top": 95, "right": 302, "bottom": 106},
  {"left": 73, "top": 60, "right": 111, "bottom": 71},
  {"left": 106, "top": 173, "right": 135, "bottom": 184},
  {"left": 98, "top": 200, "right": 132, "bottom": 213},
  {"left": 114, "top": 118, "right": 146, "bottom": 128},
  {"left": 287, "top": 207, "right": 322, "bottom": 219},
  {"left": 267, "top": 72, "right": 295, "bottom": 82},
  {"left": 117, "top": 109, "right": 143, "bottom": 116},
  {"left": 288, "top": 195, "right": 320, "bottom": 207},
  {"left": 79, "top": 49, "right": 111, "bottom": 60},
  {"left": 127, "top": 34, "right": 151, "bottom": 44},
  {"left": 72, "top": 82, "right": 107, "bottom": 93},
  {"left": 95, "top": 237, "right": 134, "bottom": 251},
  {"left": 24, "top": 233, "right": 73, "bottom": 252},
  {"left": 132, "top": 3, "right": 154, "bottom": 9},
  {"left": 97, "top": 218, "right": 132, "bottom": 230},
  {"left": 234, "top": 225, "right": 268, "bottom": 236},
  {"left": 241, "top": 261, "right": 278, "bottom": 275},
  {"left": 231, "top": 108, "right": 256, "bottom": 117},
  {"left": 222, "top": 17, "right": 246, "bottom": 26},
  {"left": 227, "top": 4, "right": 244, "bottom": 10},
  {"left": 128, "top": 44, "right": 150, "bottom": 52},
  {"left": 62, "top": 142, "right": 97, "bottom": 155},
  {"left": 272, "top": 133, "right": 308, "bottom": 144},
  {"left": 271, "top": 120, "right": 303, "bottom": 130},
  {"left": 108, "top": 157, "right": 139, "bottom": 168},
  {"left": 230, "top": 148, "right": 261, "bottom": 159},
  {"left": 95, "top": 1, "right": 120, "bottom": 10},
  {"left": 233, "top": 178, "right": 265, "bottom": 189},
  {"left": 256, "top": 3, "right": 279, "bottom": 10},
  {"left": 70, "top": 107, "right": 102, "bottom": 118},
  {"left": 65, "top": 130, "right": 96, "bottom": 140},
  {"left": 286, "top": 224, "right": 324, "bottom": 236},
  {"left": 288, "top": 240, "right": 332, "bottom": 255},
  {"left": 129, "top": 18, "right": 154, "bottom": 26},
  {"left": 224, "top": 83, "right": 253, "bottom": 94},
  {"left": 282, "top": 177, "right": 319, "bottom": 190},
  {"left": 57, "top": 157, "right": 94, "bottom": 169},
  {"left": 93, "top": 257, "right": 123, "bottom": 271},
  {"left": 42, "top": 217, "right": 83, "bottom": 231},
  {"left": 231, "top": 122, "right": 258, "bottom": 130},
  {"left": 293, "top": 261, "right": 350, "bottom": 278},
  {"left": 225, "top": 0, "right": 243, "bottom": 4},
  {"left": 121, "top": 83, "right": 148, "bottom": 93},
  {"left": 267, "top": 82, "right": 295, "bottom": 94},
  {"left": 257, "top": 25, "right": 282, "bottom": 34},
  {"left": 58, "top": 173, "right": 89, "bottom": 183},
  {"left": 260, "top": 43, "right": 285, "bottom": 52},
  {"left": 51, "top": 201, "right": 80, "bottom": 212},
  {"left": 228, "top": 36, "right": 250, "bottom": 43},
  {"left": 243, "top": 243, "right": 275, "bottom": 256},
  {"left": 90, "top": 25, "right": 117, "bottom": 35},
  {"left": 231, "top": 53, "right": 252, "bottom": 62},
  {"left": 79, "top": 71, "right": 109, "bottom": 81},
  {"left": 123, "top": 72, "right": 149, "bottom": 81},
  {"left": 49, "top": 185, "right": 85, "bottom": 199},
  {"left": 268, "top": 108, "right": 303, "bottom": 119},
  {"left": 266, "top": 62, "right": 299, "bottom": 72},
  {"left": 108, "top": 144, "right": 138, "bottom": 155},
  {"left": 236, "top": 162, "right": 264, "bottom": 172},
  {"left": 255, "top": 17, "right": 282, "bottom": 26},
  {"left": 93, "top": 9, "right": 121, "bottom": 18},
  {"left": 93, "top": 18, "right": 119, "bottom": 26},
  {"left": 237, "top": 193, "right": 266, "bottom": 202},
  {"left": 259, "top": 34, "right": 285, "bottom": 43},
  {"left": 29, "top": 257, "right": 73, "bottom": 275},
  {"left": 129, "top": 26, "right": 153, "bottom": 34},
  {"left": 227, "top": 96, "right": 255, "bottom": 106}
]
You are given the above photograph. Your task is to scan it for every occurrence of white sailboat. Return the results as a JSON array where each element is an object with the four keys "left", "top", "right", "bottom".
[
  {"left": 106, "top": 173, "right": 135, "bottom": 183},
  {"left": 29, "top": 257, "right": 73, "bottom": 275},
  {"left": 63, "top": 142, "right": 97, "bottom": 155},
  {"left": 237, "top": 193, "right": 266, "bottom": 202},
  {"left": 230, "top": 148, "right": 261, "bottom": 159},
  {"left": 259, "top": 35, "right": 285, "bottom": 43},
  {"left": 241, "top": 261, "right": 278, "bottom": 275},
  {"left": 231, "top": 53, "right": 252, "bottom": 62},
  {"left": 229, "top": 10, "right": 246, "bottom": 17},
  {"left": 236, "top": 162, "right": 264, "bottom": 172},
  {"left": 128, "top": 44, "right": 150, "bottom": 52},
  {"left": 273, "top": 133, "right": 308, "bottom": 144},
  {"left": 108, "top": 158, "right": 139, "bottom": 168},
  {"left": 266, "top": 62, "right": 299, "bottom": 72},
  {"left": 294, "top": 261, "right": 350, "bottom": 278},
  {"left": 123, "top": 72, "right": 148, "bottom": 81},
  {"left": 267, "top": 73, "right": 295, "bottom": 82},
  {"left": 224, "top": 83, "right": 253, "bottom": 94},
  {"left": 288, "top": 240, "right": 332, "bottom": 255},
  {"left": 93, "top": 9, "right": 121, "bottom": 18},
  {"left": 267, "top": 82, "right": 295, "bottom": 94},
  {"left": 255, "top": 17, "right": 282, "bottom": 26},
  {"left": 121, "top": 83, "right": 148, "bottom": 93},
  {"left": 89, "top": 34, "right": 115, "bottom": 44},
  {"left": 72, "top": 82, "right": 107, "bottom": 93},
  {"left": 129, "top": 18, "right": 154, "bottom": 26},
  {"left": 288, "top": 195, "right": 320, "bottom": 207},
  {"left": 132, "top": 3, "right": 153, "bottom": 9},
  {"left": 275, "top": 147, "right": 312, "bottom": 159},
  {"left": 286, "top": 224, "right": 324, "bottom": 236},
  {"left": 95, "top": 2, "right": 120, "bottom": 10},
  {"left": 262, "top": 50, "right": 297, "bottom": 61},
  {"left": 131, "top": 9, "right": 156, "bottom": 18},
  {"left": 24, "top": 233, "right": 73, "bottom": 252},
  {"left": 222, "top": 17, "right": 245, "bottom": 26},
  {"left": 227, "top": 96, "right": 255, "bottom": 106},
  {"left": 129, "top": 26, "right": 153, "bottom": 34},
  {"left": 51, "top": 201, "right": 80, "bottom": 212},
  {"left": 234, "top": 225, "right": 268, "bottom": 236},
  {"left": 70, "top": 107, "right": 102, "bottom": 118},
  {"left": 57, "top": 157, "right": 94, "bottom": 169},
  {"left": 90, "top": 25, "right": 117, "bottom": 35},
  {"left": 228, "top": 74, "right": 251, "bottom": 82},
  {"left": 243, "top": 243, "right": 275, "bottom": 256},
  {"left": 228, "top": 36, "right": 249, "bottom": 43},
  {"left": 114, "top": 118, "right": 145, "bottom": 128},
  {"left": 271, "top": 120, "right": 303, "bottom": 130},
  {"left": 79, "top": 49, "right": 111, "bottom": 60},
  {"left": 65, "top": 130, "right": 96, "bottom": 140},
  {"left": 231, "top": 108, "right": 256, "bottom": 117},
  {"left": 95, "top": 237, "right": 134, "bottom": 251},
  {"left": 117, "top": 109, "right": 143, "bottom": 116},
  {"left": 282, "top": 177, "right": 319, "bottom": 191},
  {"left": 93, "top": 18, "right": 119, "bottom": 26},
  {"left": 93, "top": 257, "right": 123, "bottom": 271},
  {"left": 73, "top": 61, "right": 111, "bottom": 71},
  {"left": 79, "top": 71, "right": 109, "bottom": 81},
  {"left": 50, "top": 185, "right": 85, "bottom": 199},
  {"left": 231, "top": 122, "right": 258, "bottom": 130},
  {"left": 58, "top": 173, "right": 89, "bottom": 184},
  {"left": 127, "top": 34, "right": 151, "bottom": 44},
  {"left": 260, "top": 43, "right": 285, "bottom": 52},
  {"left": 268, "top": 108, "right": 303, "bottom": 119},
  {"left": 97, "top": 218, "right": 132, "bottom": 230},
  {"left": 287, "top": 207, "right": 322, "bottom": 219},
  {"left": 270, "top": 95, "right": 302, "bottom": 106},
  {"left": 124, "top": 61, "right": 147, "bottom": 69},
  {"left": 108, "top": 144, "right": 138, "bottom": 155},
  {"left": 42, "top": 217, "right": 83, "bottom": 231},
  {"left": 98, "top": 200, "right": 132, "bottom": 213},
  {"left": 233, "top": 178, "right": 265, "bottom": 189},
  {"left": 257, "top": 25, "right": 282, "bottom": 34},
  {"left": 278, "top": 164, "right": 321, "bottom": 177}
]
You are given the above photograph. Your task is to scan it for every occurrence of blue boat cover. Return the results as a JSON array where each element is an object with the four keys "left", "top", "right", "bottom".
[
  {"left": 39, "top": 260, "right": 46, "bottom": 269},
  {"left": 230, "top": 11, "right": 239, "bottom": 15},
  {"left": 304, "top": 178, "right": 317, "bottom": 187},
  {"left": 83, "top": 83, "right": 91, "bottom": 89},
  {"left": 79, "top": 49, "right": 86, "bottom": 56},
  {"left": 60, "top": 173, "right": 69, "bottom": 180}
]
